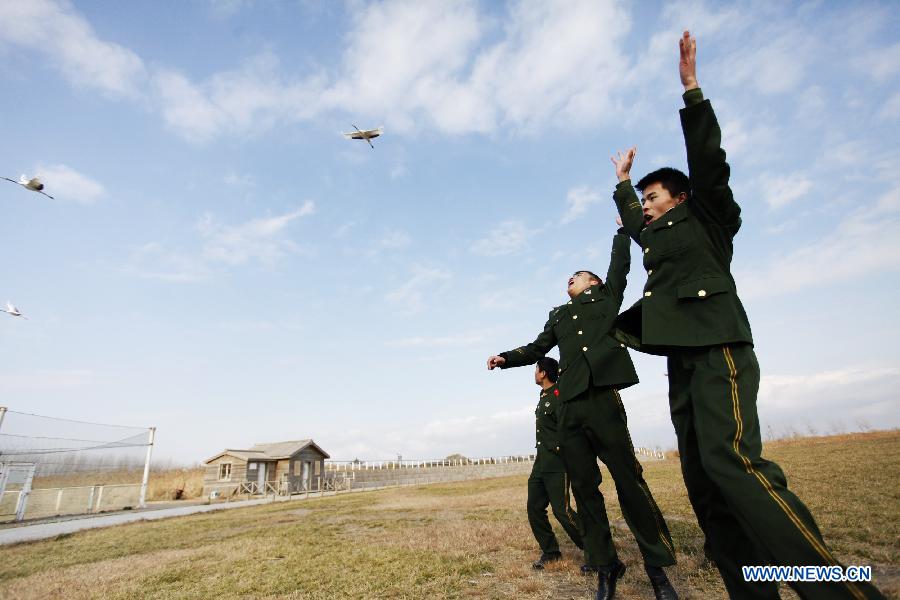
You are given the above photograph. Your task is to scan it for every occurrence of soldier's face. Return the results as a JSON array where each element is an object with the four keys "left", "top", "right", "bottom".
[
  {"left": 641, "top": 182, "right": 685, "bottom": 224},
  {"left": 567, "top": 271, "right": 597, "bottom": 298},
  {"left": 534, "top": 365, "right": 544, "bottom": 384}
]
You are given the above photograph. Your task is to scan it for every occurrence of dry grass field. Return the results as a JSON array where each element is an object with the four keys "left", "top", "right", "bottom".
[
  {"left": 1, "top": 431, "right": 897, "bottom": 599},
  {"left": 32, "top": 467, "right": 206, "bottom": 502}
]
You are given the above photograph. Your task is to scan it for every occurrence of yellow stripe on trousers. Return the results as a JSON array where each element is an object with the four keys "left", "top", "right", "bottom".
[
  {"left": 723, "top": 346, "right": 865, "bottom": 600},
  {"left": 613, "top": 389, "right": 676, "bottom": 560},
  {"left": 563, "top": 471, "right": 578, "bottom": 527}
]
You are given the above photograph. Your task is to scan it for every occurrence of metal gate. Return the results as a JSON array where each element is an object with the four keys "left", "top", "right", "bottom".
[{"left": 0, "top": 462, "right": 36, "bottom": 522}]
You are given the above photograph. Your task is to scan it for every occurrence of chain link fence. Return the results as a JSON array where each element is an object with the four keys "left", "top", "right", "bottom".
[{"left": 0, "top": 407, "right": 154, "bottom": 522}]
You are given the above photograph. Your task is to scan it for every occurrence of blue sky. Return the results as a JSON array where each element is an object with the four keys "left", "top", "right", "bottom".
[{"left": 0, "top": 0, "right": 898, "bottom": 464}]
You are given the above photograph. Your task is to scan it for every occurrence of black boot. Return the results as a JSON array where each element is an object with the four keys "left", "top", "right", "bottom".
[
  {"left": 645, "top": 565, "right": 678, "bottom": 600},
  {"left": 532, "top": 551, "right": 561, "bottom": 569},
  {"left": 595, "top": 560, "right": 626, "bottom": 600}
]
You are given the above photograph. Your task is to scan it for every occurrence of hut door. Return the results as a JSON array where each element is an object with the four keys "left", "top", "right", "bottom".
[
  {"left": 301, "top": 461, "right": 310, "bottom": 490},
  {"left": 257, "top": 463, "right": 266, "bottom": 488}
]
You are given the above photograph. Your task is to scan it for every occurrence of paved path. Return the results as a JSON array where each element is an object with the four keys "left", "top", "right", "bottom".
[{"left": 0, "top": 497, "right": 277, "bottom": 545}]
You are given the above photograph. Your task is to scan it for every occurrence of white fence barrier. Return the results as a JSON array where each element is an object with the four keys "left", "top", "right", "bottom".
[{"left": 0, "top": 483, "right": 141, "bottom": 523}]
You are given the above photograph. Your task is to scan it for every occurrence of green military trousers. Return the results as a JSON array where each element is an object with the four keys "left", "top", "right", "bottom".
[
  {"left": 558, "top": 385, "right": 677, "bottom": 568},
  {"left": 668, "top": 343, "right": 885, "bottom": 600},
  {"left": 527, "top": 466, "right": 584, "bottom": 555}
]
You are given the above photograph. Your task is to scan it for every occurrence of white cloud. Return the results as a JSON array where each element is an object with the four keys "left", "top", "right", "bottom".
[
  {"left": 0, "top": 0, "right": 146, "bottom": 97},
  {"left": 719, "top": 118, "right": 777, "bottom": 160},
  {"left": 385, "top": 332, "right": 486, "bottom": 348},
  {"left": 199, "top": 202, "right": 315, "bottom": 266},
  {"left": 478, "top": 287, "right": 519, "bottom": 311},
  {"left": 738, "top": 192, "right": 900, "bottom": 299},
  {"left": 757, "top": 365, "right": 900, "bottom": 433},
  {"left": 223, "top": 172, "right": 254, "bottom": 187},
  {"left": 5, "top": 0, "right": 895, "bottom": 156},
  {"left": 334, "top": 221, "right": 356, "bottom": 239},
  {"left": 33, "top": 164, "right": 105, "bottom": 203},
  {"left": 466, "top": 0, "right": 631, "bottom": 132},
  {"left": 470, "top": 220, "right": 540, "bottom": 257},
  {"left": 858, "top": 41, "right": 900, "bottom": 84},
  {"left": 322, "top": 404, "right": 535, "bottom": 459},
  {"left": 152, "top": 53, "right": 327, "bottom": 142},
  {"left": 370, "top": 229, "right": 411, "bottom": 255},
  {"left": 205, "top": 0, "right": 254, "bottom": 19},
  {"left": 795, "top": 85, "right": 827, "bottom": 121},
  {"left": 390, "top": 162, "right": 409, "bottom": 180},
  {"left": 878, "top": 91, "right": 900, "bottom": 122},
  {"left": 126, "top": 203, "right": 315, "bottom": 281},
  {"left": 124, "top": 242, "right": 212, "bottom": 283},
  {"left": 419, "top": 406, "right": 534, "bottom": 445},
  {"left": 384, "top": 264, "right": 451, "bottom": 312},
  {"left": 762, "top": 173, "right": 812, "bottom": 210},
  {"left": 0, "top": 369, "right": 98, "bottom": 391},
  {"left": 325, "top": 0, "right": 486, "bottom": 134},
  {"left": 561, "top": 186, "right": 602, "bottom": 225},
  {"left": 719, "top": 31, "right": 814, "bottom": 95},
  {"left": 7, "top": 0, "right": 637, "bottom": 141}
]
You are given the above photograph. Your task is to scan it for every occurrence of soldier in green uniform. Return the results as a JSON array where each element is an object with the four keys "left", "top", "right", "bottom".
[
  {"left": 527, "top": 356, "right": 585, "bottom": 569},
  {"left": 608, "top": 31, "right": 884, "bottom": 600},
  {"left": 487, "top": 232, "right": 678, "bottom": 600}
]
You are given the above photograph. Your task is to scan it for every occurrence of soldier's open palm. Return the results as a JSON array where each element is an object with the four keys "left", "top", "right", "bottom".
[
  {"left": 679, "top": 30, "right": 698, "bottom": 90},
  {"left": 610, "top": 147, "right": 636, "bottom": 182}
]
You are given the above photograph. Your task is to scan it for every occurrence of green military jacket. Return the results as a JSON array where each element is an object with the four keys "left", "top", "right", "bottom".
[
  {"left": 498, "top": 233, "right": 639, "bottom": 403},
  {"left": 534, "top": 383, "right": 566, "bottom": 472},
  {"left": 613, "top": 89, "right": 753, "bottom": 353}
]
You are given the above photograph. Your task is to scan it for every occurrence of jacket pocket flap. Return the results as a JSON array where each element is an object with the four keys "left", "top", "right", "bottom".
[
  {"left": 650, "top": 203, "right": 689, "bottom": 230},
  {"left": 676, "top": 277, "right": 731, "bottom": 300}
]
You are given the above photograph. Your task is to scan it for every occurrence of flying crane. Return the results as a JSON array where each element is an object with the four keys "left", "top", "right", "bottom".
[
  {"left": 2, "top": 175, "right": 54, "bottom": 199},
  {"left": 342, "top": 124, "right": 384, "bottom": 149}
]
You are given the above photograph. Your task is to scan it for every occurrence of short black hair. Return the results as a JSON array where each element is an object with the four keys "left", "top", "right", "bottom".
[
  {"left": 574, "top": 270, "right": 602, "bottom": 284},
  {"left": 536, "top": 357, "right": 559, "bottom": 383},
  {"left": 635, "top": 167, "right": 691, "bottom": 201}
]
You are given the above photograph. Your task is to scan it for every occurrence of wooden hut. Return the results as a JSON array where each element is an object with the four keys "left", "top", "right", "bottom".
[{"left": 202, "top": 439, "right": 329, "bottom": 497}]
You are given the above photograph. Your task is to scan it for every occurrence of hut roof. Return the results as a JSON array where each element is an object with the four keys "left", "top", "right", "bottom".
[{"left": 204, "top": 439, "right": 329, "bottom": 464}]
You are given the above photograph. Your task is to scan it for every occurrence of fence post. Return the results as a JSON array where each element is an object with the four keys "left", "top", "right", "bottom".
[
  {"left": 14, "top": 465, "right": 34, "bottom": 522},
  {"left": 139, "top": 427, "right": 156, "bottom": 509},
  {"left": 95, "top": 485, "right": 105, "bottom": 512},
  {"left": 0, "top": 406, "right": 7, "bottom": 437}
]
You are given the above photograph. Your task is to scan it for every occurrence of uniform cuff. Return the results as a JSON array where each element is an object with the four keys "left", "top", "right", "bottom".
[
  {"left": 682, "top": 87, "right": 704, "bottom": 106},
  {"left": 615, "top": 179, "right": 633, "bottom": 192}
]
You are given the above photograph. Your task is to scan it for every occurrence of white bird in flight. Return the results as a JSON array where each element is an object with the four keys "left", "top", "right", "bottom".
[
  {"left": 342, "top": 124, "right": 384, "bottom": 149},
  {"left": 2, "top": 301, "right": 28, "bottom": 319},
  {"left": 2, "top": 174, "right": 54, "bottom": 199}
]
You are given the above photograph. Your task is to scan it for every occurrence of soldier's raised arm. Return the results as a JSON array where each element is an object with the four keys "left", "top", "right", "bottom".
[
  {"left": 487, "top": 315, "right": 558, "bottom": 371},
  {"left": 604, "top": 229, "right": 631, "bottom": 307},
  {"left": 610, "top": 147, "right": 645, "bottom": 245},
  {"left": 678, "top": 30, "right": 741, "bottom": 227}
]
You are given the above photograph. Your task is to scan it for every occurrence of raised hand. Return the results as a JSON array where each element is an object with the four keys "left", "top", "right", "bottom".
[
  {"left": 486, "top": 355, "right": 506, "bottom": 370},
  {"left": 610, "top": 146, "right": 636, "bottom": 183},
  {"left": 679, "top": 30, "right": 699, "bottom": 91}
]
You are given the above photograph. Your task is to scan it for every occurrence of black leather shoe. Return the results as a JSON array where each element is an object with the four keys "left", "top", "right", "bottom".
[
  {"left": 532, "top": 552, "right": 562, "bottom": 569},
  {"left": 645, "top": 565, "right": 678, "bottom": 600},
  {"left": 581, "top": 563, "right": 599, "bottom": 575},
  {"left": 595, "top": 560, "right": 626, "bottom": 600}
]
